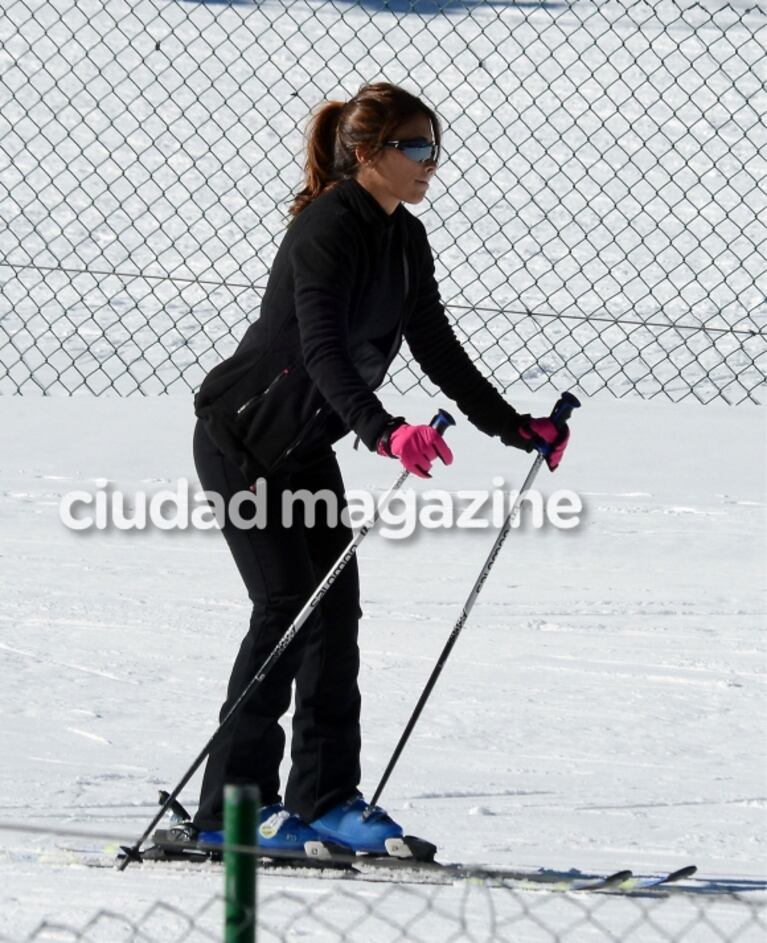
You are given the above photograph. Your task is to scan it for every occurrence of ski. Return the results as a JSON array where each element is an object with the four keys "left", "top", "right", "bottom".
[
  {"left": 450, "top": 863, "right": 699, "bottom": 894},
  {"left": 40, "top": 839, "right": 701, "bottom": 896},
  {"left": 437, "top": 863, "right": 635, "bottom": 892},
  {"left": 117, "top": 831, "right": 639, "bottom": 893},
  {"left": 617, "top": 864, "right": 698, "bottom": 892},
  {"left": 572, "top": 869, "right": 634, "bottom": 891},
  {"left": 115, "top": 803, "right": 698, "bottom": 896},
  {"left": 352, "top": 860, "right": 702, "bottom": 895},
  {"left": 114, "top": 836, "right": 625, "bottom": 891},
  {"left": 137, "top": 792, "right": 640, "bottom": 892}
]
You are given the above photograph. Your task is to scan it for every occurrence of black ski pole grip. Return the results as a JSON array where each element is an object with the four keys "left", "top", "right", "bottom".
[
  {"left": 550, "top": 391, "right": 581, "bottom": 430},
  {"left": 430, "top": 408, "right": 456, "bottom": 436}
]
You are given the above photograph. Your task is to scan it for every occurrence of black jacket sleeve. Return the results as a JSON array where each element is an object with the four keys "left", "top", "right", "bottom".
[
  {"left": 290, "top": 212, "right": 395, "bottom": 450},
  {"left": 404, "top": 220, "right": 531, "bottom": 449}
]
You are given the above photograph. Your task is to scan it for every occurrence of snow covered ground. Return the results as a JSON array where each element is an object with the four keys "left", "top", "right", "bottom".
[{"left": 0, "top": 390, "right": 764, "bottom": 940}]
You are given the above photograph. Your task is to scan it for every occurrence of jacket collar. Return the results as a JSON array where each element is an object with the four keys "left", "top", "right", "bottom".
[{"left": 336, "top": 177, "right": 403, "bottom": 230}]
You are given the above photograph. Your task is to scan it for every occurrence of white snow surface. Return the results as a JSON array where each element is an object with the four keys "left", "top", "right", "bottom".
[{"left": 0, "top": 390, "right": 765, "bottom": 939}]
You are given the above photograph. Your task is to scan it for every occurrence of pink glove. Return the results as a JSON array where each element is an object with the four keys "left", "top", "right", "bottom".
[
  {"left": 518, "top": 417, "right": 570, "bottom": 471},
  {"left": 378, "top": 423, "right": 454, "bottom": 479}
]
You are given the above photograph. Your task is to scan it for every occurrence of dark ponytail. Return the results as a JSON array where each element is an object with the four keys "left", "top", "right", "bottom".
[
  {"left": 289, "top": 100, "right": 345, "bottom": 218},
  {"left": 289, "top": 82, "right": 442, "bottom": 217}
]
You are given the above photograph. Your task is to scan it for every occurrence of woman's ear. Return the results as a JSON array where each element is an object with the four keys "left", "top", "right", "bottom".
[{"left": 355, "top": 145, "right": 376, "bottom": 166}]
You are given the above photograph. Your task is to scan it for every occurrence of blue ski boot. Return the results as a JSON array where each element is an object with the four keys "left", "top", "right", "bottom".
[
  {"left": 310, "top": 793, "right": 404, "bottom": 854},
  {"left": 198, "top": 803, "right": 326, "bottom": 854}
]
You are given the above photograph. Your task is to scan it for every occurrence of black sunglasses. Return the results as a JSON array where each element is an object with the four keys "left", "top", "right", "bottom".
[{"left": 384, "top": 138, "right": 438, "bottom": 164}]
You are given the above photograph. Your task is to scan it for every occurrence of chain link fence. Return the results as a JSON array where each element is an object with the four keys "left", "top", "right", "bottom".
[
  {"left": 1, "top": 0, "right": 765, "bottom": 403},
  {"left": 1, "top": 883, "right": 766, "bottom": 942}
]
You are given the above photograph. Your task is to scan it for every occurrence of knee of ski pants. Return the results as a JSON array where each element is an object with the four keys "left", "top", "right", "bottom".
[
  {"left": 314, "top": 594, "right": 363, "bottom": 628},
  {"left": 246, "top": 593, "right": 363, "bottom": 640},
  {"left": 248, "top": 589, "right": 316, "bottom": 630}
]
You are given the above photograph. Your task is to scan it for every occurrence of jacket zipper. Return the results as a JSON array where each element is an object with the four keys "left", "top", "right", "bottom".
[
  {"left": 270, "top": 405, "right": 327, "bottom": 470},
  {"left": 236, "top": 366, "right": 292, "bottom": 417}
]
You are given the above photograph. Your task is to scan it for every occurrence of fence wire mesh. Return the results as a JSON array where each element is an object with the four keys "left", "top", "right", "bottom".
[
  {"left": 1, "top": 884, "right": 765, "bottom": 942},
  {"left": 0, "top": 0, "right": 765, "bottom": 403}
]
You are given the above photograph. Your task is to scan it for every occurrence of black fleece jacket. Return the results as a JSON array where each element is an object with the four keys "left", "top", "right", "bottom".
[{"left": 194, "top": 178, "right": 527, "bottom": 482}]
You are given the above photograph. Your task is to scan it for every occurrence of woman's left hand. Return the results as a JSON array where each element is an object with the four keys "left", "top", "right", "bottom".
[{"left": 517, "top": 417, "right": 570, "bottom": 471}]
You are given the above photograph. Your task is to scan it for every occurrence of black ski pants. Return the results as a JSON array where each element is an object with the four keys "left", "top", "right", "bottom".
[{"left": 192, "top": 419, "right": 362, "bottom": 829}]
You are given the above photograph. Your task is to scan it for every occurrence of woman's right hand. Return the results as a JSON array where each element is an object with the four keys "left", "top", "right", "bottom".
[{"left": 377, "top": 423, "right": 454, "bottom": 479}]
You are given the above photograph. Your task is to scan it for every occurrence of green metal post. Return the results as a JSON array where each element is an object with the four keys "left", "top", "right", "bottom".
[{"left": 224, "top": 784, "right": 258, "bottom": 943}]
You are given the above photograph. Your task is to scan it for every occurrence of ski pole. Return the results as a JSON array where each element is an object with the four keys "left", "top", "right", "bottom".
[
  {"left": 119, "top": 408, "right": 455, "bottom": 870},
  {"left": 366, "top": 391, "right": 580, "bottom": 815}
]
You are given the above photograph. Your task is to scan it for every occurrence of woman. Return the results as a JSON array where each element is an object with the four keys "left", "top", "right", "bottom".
[{"left": 191, "top": 82, "right": 569, "bottom": 855}]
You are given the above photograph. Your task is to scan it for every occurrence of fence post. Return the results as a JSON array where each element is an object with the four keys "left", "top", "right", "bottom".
[{"left": 224, "top": 784, "right": 258, "bottom": 943}]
